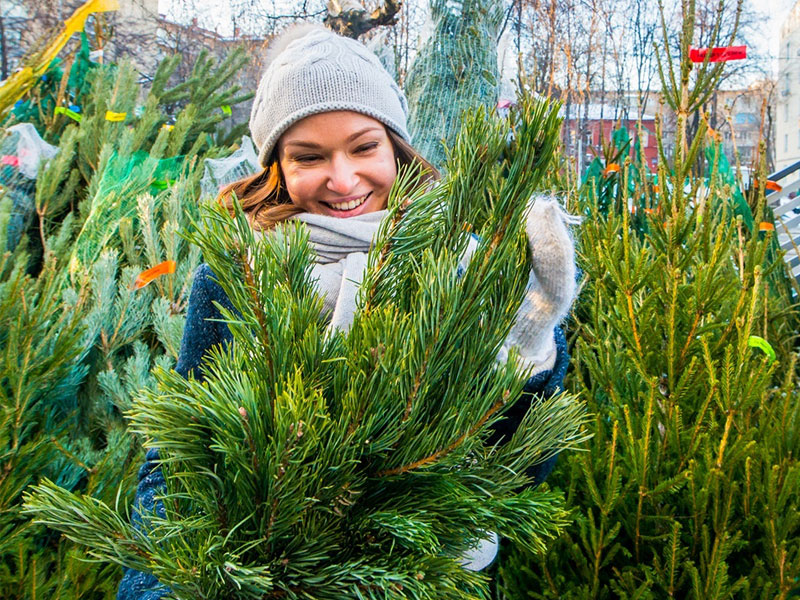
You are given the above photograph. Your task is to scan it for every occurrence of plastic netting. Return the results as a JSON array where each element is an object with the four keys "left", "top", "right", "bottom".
[
  {"left": 199, "top": 135, "right": 260, "bottom": 199},
  {"left": 404, "top": 0, "right": 504, "bottom": 170},
  {"left": 0, "top": 123, "right": 59, "bottom": 251},
  {"left": 69, "top": 151, "right": 186, "bottom": 279}
]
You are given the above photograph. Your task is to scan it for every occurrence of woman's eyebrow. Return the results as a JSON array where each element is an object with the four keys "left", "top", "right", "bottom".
[
  {"left": 345, "top": 127, "right": 383, "bottom": 142},
  {"left": 283, "top": 140, "right": 321, "bottom": 149},
  {"left": 283, "top": 127, "right": 383, "bottom": 149}
]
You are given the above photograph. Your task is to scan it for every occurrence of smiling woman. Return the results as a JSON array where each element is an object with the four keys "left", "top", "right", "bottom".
[
  {"left": 277, "top": 111, "right": 398, "bottom": 218},
  {"left": 215, "top": 22, "right": 437, "bottom": 232},
  {"left": 115, "top": 21, "right": 580, "bottom": 600}
]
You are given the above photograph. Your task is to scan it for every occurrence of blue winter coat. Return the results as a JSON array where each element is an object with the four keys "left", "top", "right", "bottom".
[{"left": 116, "top": 263, "right": 570, "bottom": 600}]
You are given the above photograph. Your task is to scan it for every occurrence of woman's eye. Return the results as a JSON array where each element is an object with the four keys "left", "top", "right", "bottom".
[
  {"left": 295, "top": 155, "right": 320, "bottom": 163},
  {"left": 355, "top": 143, "right": 378, "bottom": 153}
]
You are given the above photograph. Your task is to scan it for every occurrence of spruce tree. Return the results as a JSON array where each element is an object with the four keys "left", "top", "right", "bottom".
[
  {"left": 496, "top": 0, "right": 800, "bottom": 597},
  {"left": 0, "top": 28, "right": 253, "bottom": 597},
  {"left": 25, "top": 96, "right": 588, "bottom": 599}
]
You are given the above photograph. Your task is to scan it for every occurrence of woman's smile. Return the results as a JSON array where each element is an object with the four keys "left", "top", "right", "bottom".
[{"left": 321, "top": 191, "right": 372, "bottom": 213}]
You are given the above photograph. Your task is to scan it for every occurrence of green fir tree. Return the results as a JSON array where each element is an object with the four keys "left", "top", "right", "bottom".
[
  {"left": 404, "top": 0, "right": 503, "bottom": 170},
  {"left": 497, "top": 0, "right": 800, "bottom": 598},
  {"left": 0, "top": 29, "right": 254, "bottom": 598}
]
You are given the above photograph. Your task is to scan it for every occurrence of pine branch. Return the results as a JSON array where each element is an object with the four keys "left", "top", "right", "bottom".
[{"left": 377, "top": 392, "right": 510, "bottom": 477}]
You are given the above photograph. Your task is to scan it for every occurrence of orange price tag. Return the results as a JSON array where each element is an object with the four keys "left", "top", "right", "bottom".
[
  {"left": 765, "top": 180, "right": 782, "bottom": 192},
  {"left": 603, "top": 163, "right": 620, "bottom": 176},
  {"left": 759, "top": 222, "right": 775, "bottom": 231},
  {"left": 132, "top": 260, "right": 176, "bottom": 290}
]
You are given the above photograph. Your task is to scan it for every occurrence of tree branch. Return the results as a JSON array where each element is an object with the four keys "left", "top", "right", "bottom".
[
  {"left": 324, "top": 0, "right": 402, "bottom": 39},
  {"left": 376, "top": 391, "right": 511, "bottom": 477}
]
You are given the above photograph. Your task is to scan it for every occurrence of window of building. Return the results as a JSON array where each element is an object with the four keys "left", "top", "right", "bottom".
[
  {"left": 735, "top": 112, "right": 758, "bottom": 126},
  {"left": 786, "top": 102, "right": 790, "bottom": 122},
  {"left": 797, "top": 129, "right": 800, "bottom": 148},
  {"left": 785, "top": 133, "right": 789, "bottom": 152}
]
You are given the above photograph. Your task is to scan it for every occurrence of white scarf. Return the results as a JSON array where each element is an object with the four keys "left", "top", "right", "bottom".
[{"left": 255, "top": 210, "right": 387, "bottom": 333}]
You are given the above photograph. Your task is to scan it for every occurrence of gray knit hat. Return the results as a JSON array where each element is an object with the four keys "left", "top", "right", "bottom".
[{"left": 249, "top": 24, "right": 411, "bottom": 167}]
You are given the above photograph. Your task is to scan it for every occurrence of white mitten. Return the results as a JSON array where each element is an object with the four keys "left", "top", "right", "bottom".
[
  {"left": 459, "top": 531, "right": 499, "bottom": 571},
  {"left": 499, "top": 195, "right": 579, "bottom": 374}
]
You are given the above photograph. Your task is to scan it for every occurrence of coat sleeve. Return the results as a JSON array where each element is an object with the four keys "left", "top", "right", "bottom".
[
  {"left": 487, "top": 325, "right": 569, "bottom": 486},
  {"left": 175, "top": 263, "right": 235, "bottom": 380},
  {"left": 118, "top": 264, "right": 233, "bottom": 600},
  {"left": 116, "top": 449, "right": 169, "bottom": 600}
]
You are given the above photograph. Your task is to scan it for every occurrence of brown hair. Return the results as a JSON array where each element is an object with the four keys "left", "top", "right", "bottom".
[{"left": 217, "top": 128, "right": 440, "bottom": 232}]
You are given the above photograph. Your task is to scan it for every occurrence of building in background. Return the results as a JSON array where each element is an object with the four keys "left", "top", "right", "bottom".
[
  {"left": 776, "top": 0, "right": 800, "bottom": 171},
  {"left": 107, "top": 0, "right": 161, "bottom": 76},
  {"left": 561, "top": 103, "right": 658, "bottom": 173},
  {"left": 712, "top": 82, "right": 775, "bottom": 177}
]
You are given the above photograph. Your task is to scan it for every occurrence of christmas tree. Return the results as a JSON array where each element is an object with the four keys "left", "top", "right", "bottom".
[
  {"left": 404, "top": 0, "right": 504, "bottom": 170},
  {"left": 25, "top": 96, "right": 588, "bottom": 598},
  {"left": 0, "top": 13, "right": 253, "bottom": 596},
  {"left": 496, "top": 0, "right": 800, "bottom": 597}
]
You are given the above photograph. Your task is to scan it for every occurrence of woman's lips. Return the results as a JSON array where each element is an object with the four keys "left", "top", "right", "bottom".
[{"left": 322, "top": 192, "right": 372, "bottom": 214}]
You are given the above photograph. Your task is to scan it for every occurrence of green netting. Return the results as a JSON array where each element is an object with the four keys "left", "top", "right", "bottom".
[
  {"left": 705, "top": 140, "right": 754, "bottom": 232},
  {"left": 0, "top": 123, "right": 59, "bottom": 251},
  {"left": 199, "top": 135, "right": 259, "bottom": 199},
  {"left": 404, "top": 0, "right": 504, "bottom": 170},
  {"left": 68, "top": 150, "right": 187, "bottom": 280},
  {"left": 581, "top": 126, "right": 648, "bottom": 225}
]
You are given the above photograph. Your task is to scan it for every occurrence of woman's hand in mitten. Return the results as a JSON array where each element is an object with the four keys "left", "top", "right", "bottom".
[{"left": 500, "top": 195, "right": 579, "bottom": 372}]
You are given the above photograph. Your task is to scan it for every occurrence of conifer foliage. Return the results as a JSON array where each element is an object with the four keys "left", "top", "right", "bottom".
[
  {"left": 25, "top": 97, "right": 588, "bottom": 599},
  {"left": 0, "top": 28, "right": 252, "bottom": 598},
  {"left": 497, "top": 0, "right": 800, "bottom": 597},
  {"left": 404, "top": 0, "right": 504, "bottom": 171}
]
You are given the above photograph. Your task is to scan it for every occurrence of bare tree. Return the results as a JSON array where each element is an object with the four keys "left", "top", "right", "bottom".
[{"left": 0, "top": 0, "right": 178, "bottom": 85}]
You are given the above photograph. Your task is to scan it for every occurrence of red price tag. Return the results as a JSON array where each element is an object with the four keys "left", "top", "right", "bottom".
[{"left": 689, "top": 46, "right": 746, "bottom": 63}]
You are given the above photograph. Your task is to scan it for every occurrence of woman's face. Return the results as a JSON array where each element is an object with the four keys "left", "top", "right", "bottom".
[{"left": 277, "top": 111, "right": 398, "bottom": 218}]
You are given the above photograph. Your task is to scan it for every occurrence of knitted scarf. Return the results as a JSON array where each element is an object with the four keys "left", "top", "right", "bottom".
[
  {"left": 256, "top": 198, "right": 574, "bottom": 379},
  {"left": 256, "top": 210, "right": 387, "bottom": 333}
]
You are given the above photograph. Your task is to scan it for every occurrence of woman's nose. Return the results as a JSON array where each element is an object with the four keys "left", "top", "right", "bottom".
[{"left": 326, "top": 156, "right": 359, "bottom": 194}]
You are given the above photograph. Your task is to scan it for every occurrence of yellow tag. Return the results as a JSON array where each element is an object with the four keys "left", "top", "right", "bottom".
[
  {"left": 54, "top": 106, "right": 82, "bottom": 122},
  {"left": 105, "top": 110, "right": 126, "bottom": 121},
  {"left": 161, "top": 124, "right": 174, "bottom": 131}
]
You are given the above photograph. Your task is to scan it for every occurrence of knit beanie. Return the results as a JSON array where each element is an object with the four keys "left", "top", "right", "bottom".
[{"left": 249, "top": 24, "right": 411, "bottom": 167}]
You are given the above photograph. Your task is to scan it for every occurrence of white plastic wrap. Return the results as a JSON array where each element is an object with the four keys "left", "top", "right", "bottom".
[
  {"left": 200, "top": 135, "right": 260, "bottom": 199},
  {"left": 3, "top": 123, "right": 59, "bottom": 179}
]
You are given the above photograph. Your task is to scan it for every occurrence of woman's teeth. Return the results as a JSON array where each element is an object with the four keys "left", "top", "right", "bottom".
[{"left": 328, "top": 193, "right": 369, "bottom": 211}]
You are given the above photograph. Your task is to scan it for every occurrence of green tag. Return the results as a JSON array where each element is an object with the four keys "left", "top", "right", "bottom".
[
  {"left": 747, "top": 336, "right": 776, "bottom": 364},
  {"left": 221, "top": 105, "right": 232, "bottom": 116},
  {"left": 151, "top": 179, "right": 175, "bottom": 190},
  {"left": 54, "top": 106, "right": 82, "bottom": 122}
]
